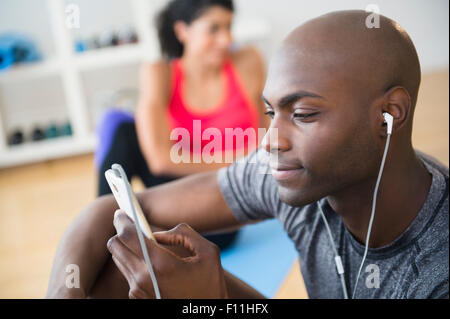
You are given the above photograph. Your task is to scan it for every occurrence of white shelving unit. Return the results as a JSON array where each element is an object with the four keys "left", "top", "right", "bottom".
[
  {"left": 0, "top": 0, "right": 163, "bottom": 168},
  {"left": 0, "top": 0, "right": 270, "bottom": 169},
  {"left": 0, "top": 58, "right": 61, "bottom": 83}
]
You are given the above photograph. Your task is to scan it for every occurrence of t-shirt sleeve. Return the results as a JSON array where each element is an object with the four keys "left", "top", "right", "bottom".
[
  {"left": 407, "top": 276, "right": 449, "bottom": 299},
  {"left": 216, "top": 148, "right": 277, "bottom": 223},
  {"left": 406, "top": 237, "right": 449, "bottom": 299}
]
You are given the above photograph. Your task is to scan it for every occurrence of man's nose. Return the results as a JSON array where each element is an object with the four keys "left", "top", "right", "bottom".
[{"left": 261, "top": 119, "right": 291, "bottom": 154}]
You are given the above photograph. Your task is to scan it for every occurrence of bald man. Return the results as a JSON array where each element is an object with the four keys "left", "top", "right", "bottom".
[{"left": 47, "top": 10, "right": 448, "bottom": 299}]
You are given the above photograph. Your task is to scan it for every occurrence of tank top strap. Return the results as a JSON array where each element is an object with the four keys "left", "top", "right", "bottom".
[
  {"left": 170, "top": 58, "right": 183, "bottom": 94},
  {"left": 222, "top": 57, "right": 258, "bottom": 112},
  {"left": 222, "top": 57, "right": 234, "bottom": 78}
]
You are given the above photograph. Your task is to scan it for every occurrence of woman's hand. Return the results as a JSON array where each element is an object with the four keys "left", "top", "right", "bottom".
[{"left": 107, "top": 210, "right": 228, "bottom": 299}]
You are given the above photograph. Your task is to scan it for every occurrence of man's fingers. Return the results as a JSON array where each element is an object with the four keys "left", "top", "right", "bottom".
[
  {"left": 107, "top": 235, "right": 156, "bottom": 298},
  {"left": 107, "top": 235, "right": 142, "bottom": 276},
  {"left": 110, "top": 255, "right": 134, "bottom": 289},
  {"left": 113, "top": 209, "right": 146, "bottom": 256},
  {"left": 113, "top": 210, "right": 181, "bottom": 264},
  {"left": 111, "top": 255, "right": 156, "bottom": 299}
]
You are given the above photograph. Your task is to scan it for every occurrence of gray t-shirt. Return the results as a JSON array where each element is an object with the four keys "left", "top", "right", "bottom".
[{"left": 217, "top": 149, "right": 449, "bottom": 299}]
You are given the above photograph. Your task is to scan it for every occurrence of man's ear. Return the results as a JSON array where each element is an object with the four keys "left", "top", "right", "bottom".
[
  {"left": 379, "top": 86, "right": 411, "bottom": 136},
  {"left": 173, "top": 20, "right": 188, "bottom": 44}
]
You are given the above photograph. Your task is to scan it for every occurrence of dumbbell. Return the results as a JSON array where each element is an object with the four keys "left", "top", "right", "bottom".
[
  {"left": 31, "top": 126, "right": 45, "bottom": 141},
  {"left": 7, "top": 129, "right": 24, "bottom": 145}
]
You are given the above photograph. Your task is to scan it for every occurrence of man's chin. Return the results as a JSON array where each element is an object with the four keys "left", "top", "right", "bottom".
[{"left": 277, "top": 185, "right": 318, "bottom": 207}]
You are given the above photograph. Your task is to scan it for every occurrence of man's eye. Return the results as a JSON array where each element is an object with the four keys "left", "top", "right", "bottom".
[
  {"left": 293, "top": 112, "right": 319, "bottom": 122},
  {"left": 264, "top": 111, "right": 274, "bottom": 119}
]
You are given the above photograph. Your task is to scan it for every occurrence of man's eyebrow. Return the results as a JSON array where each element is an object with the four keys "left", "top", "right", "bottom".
[{"left": 262, "top": 91, "right": 324, "bottom": 108}]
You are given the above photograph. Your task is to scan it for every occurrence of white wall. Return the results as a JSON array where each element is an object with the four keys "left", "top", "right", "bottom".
[
  {"left": 1, "top": 0, "right": 448, "bottom": 72},
  {"left": 234, "top": 0, "right": 449, "bottom": 73},
  {"left": 0, "top": 0, "right": 55, "bottom": 57}
]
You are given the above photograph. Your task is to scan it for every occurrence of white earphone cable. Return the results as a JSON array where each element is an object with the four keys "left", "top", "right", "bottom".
[
  {"left": 319, "top": 204, "right": 349, "bottom": 299},
  {"left": 352, "top": 133, "right": 391, "bottom": 299},
  {"left": 116, "top": 165, "right": 161, "bottom": 299}
]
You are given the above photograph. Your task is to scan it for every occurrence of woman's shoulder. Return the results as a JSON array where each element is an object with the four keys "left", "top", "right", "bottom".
[
  {"left": 140, "top": 59, "right": 172, "bottom": 82},
  {"left": 139, "top": 59, "right": 173, "bottom": 98},
  {"left": 230, "top": 46, "right": 265, "bottom": 74},
  {"left": 229, "top": 46, "right": 265, "bottom": 95}
]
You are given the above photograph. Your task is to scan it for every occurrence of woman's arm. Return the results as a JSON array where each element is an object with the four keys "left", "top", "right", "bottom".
[{"left": 135, "top": 62, "right": 230, "bottom": 177}]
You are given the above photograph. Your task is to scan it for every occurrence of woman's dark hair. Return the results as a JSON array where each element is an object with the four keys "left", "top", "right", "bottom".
[{"left": 156, "top": 0, "right": 234, "bottom": 60}]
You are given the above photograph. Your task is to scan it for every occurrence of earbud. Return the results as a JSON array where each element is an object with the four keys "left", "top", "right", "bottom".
[{"left": 383, "top": 112, "right": 393, "bottom": 135}]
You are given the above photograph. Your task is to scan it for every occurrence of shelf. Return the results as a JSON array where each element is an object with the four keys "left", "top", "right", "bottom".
[
  {"left": 0, "top": 44, "right": 144, "bottom": 84},
  {"left": 0, "top": 59, "right": 60, "bottom": 83},
  {"left": 0, "top": 0, "right": 273, "bottom": 168},
  {"left": 74, "top": 43, "right": 143, "bottom": 70},
  {"left": 0, "top": 134, "right": 97, "bottom": 168}
]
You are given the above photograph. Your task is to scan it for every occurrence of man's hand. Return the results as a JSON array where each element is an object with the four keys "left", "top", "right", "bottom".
[{"left": 107, "top": 210, "right": 228, "bottom": 299}]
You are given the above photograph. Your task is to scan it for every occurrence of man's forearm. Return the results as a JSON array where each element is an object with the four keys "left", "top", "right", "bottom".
[{"left": 46, "top": 195, "right": 118, "bottom": 298}]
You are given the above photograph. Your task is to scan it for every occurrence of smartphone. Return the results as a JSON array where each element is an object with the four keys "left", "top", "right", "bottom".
[{"left": 105, "top": 163, "right": 155, "bottom": 241}]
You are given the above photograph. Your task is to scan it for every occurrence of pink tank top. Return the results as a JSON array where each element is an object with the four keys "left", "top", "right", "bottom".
[{"left": 166, "top": 58, "right": 259, "bottom": 155}]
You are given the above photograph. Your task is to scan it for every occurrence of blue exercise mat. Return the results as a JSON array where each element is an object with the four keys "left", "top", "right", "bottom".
[{"left": 220, "top": 219, "right": 298, "bottom": 298}]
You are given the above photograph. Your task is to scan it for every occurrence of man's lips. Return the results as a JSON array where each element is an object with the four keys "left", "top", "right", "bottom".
[{"left": 269, "top": 163, "right": 304, "bottom": 181}]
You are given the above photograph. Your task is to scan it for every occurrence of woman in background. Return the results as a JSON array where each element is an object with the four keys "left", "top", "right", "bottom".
[{"left": 95, "top": 0, "right": 268, "bottom": 250}]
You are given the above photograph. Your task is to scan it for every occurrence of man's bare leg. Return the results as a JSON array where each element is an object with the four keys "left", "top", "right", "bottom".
[
  {"left": 87, "top": 257, "right": 129, "bottom": 298},
  {"left": 224, "top": 270, "right": 267, "bottom": 299}
]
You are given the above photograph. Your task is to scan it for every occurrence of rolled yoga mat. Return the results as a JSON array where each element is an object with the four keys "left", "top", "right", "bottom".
[{"left": 0, "top": 33, "right": 41, "bottom": 71}]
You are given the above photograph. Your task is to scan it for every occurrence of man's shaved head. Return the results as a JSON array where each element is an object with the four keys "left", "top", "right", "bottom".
[
  {"left": 262, "top": 10, "right": 422, "bottom": 206},
  {"left": 269, "top": 10, "right": 421, "bottom": 112},
  {"left": 283, "top": 10, "right": 420, "bottom": 107}
]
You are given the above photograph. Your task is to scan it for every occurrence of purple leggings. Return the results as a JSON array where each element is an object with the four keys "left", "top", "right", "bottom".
[{"left": 94, "top": 109, "right": 135, "bottom": 170}]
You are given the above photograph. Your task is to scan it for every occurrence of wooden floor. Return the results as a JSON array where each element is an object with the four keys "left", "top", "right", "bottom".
[{"left": 0, "top": 70, "right": 447, "bottom": 299}]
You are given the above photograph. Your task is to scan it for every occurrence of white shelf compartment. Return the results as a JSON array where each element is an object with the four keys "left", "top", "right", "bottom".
[
  {"left": 74, "top": 43, "right": 143, "bottom": 70},
  {"left": 0, "top": 134, "right": 97, "bottom": 168},
  {"left": 0, "top": 59, "right": 61, "bottom": 83}
]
